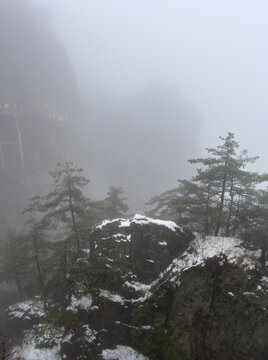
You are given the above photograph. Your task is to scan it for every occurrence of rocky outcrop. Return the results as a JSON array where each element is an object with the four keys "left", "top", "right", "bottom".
[
  {"left": 89, "top": 214, "right": 192, "bottom": 283},
  {"left": 7, "top": 216, "right": 268, "bottom": 360}
]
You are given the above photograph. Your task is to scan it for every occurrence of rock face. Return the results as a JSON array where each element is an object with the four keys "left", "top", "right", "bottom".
[
  {"left": 90, "top": 215, "right": 192, "bottom": 284},
  {"left": 7, "top": 215, "right": 268, "bottom": 360},
  {"left": 170, "top": 259, "right": 268, "bottom": 360}
]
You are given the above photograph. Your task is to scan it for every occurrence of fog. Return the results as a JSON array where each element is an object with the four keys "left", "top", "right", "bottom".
[
  {"left": 38, "top": 0, "right": 268, "bottom": 187},
  {"left": 1, "top": 0, "right": 268, "bottom": 223},
  {"left": 83, "top": 81, "right": 200, "bottom": 210},
  {"left": 0, "top": 0, "right": 81, "bottom": 116},
  {"left": 1, "top": 2, "right": 268, "bottom": 355},
  {"left": 38, "top": 0, "right": 268, "bottom": 158},
  {"left": 0, "top": 0, "right": 83, "bottom": 231}
]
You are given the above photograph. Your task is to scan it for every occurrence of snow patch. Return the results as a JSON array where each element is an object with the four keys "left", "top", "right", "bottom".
[
  {"left": 114, "top": 321, "right": 152, "bottom": 331},
  {"left": 121, "top": 271, "right": 137, "bottom": 279},
  {"left": 96, "top": 219, "right": 115, "bottom": 229},
  {"left": 113, "top": 233, "right": 126, "bottom": 238},
  {"left": 11, "top": 325, "right": 63, "bottom": 360},
  {"left": 11, "top": 342, "right": 60, "bottom": 360},
  {"left": 83, "top": 325, "right": 97, "bottom": 343},
  {"left": 243, "top": 292, "right": 257, "bottom": 296},
  {"left": 67, "top": 295, "right": 97, "bottom": 312},
  {"left": 115, "top": 321, "right": 138, "bottom": 330},
  {"left": 142, "top": 325, "right": 153, "bottom": 330},
  {"left": 167, "top": 235, "right": 261, "bottom": 285},
  {"left": 82, "top": 248, "right": 90, "bottom": 254},
  {"left": 124, "top": 281, "right": 153, "bottom": 303},
  {"left": 102, "top": 345, "right": 149, "bottom": 360},
  {"left": 7, "top": 296, "right": 45, "bottom": 320},
  {"left": 99, "top": 289, "right": 125, "bottom": 305},
  {"left": 124, "top": 281, "right": 151, "bottom": 292},
  {"left": 96, "top": 214, "right": 182, "bottom": 233}
]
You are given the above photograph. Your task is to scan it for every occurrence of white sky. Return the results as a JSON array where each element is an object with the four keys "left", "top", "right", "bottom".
[{"left": 36, "top": 0, "right": 268, "bottom": 172}]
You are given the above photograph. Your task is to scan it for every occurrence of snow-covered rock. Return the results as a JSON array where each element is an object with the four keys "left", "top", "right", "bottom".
[
  {"left": 7, "top": 216, "right": 268, "bottom": 360},
  {"left": 96, "top": 214, "right": 183, "bottom": 233}
]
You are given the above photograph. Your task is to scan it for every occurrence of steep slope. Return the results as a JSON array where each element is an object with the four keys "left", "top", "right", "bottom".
[{"left": 6, "top": 215, "right": 268, "bottom": 360}]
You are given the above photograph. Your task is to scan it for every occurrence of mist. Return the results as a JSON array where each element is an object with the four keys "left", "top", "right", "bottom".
[
  {"left": 1, "top": 0, "right": 268, "bottom": 224},
  {"left": 83, "top": 81, "right": 200, "bottom": 210},
  {"left": 0, "top": 0, "right": 82, "bottom": 232},
  {"left": 1, "top": 1, "right": 268, "bottom": 357},
  {"left": 39, "top": 0, "right": 268, "bottom": 166},
  {"left": 0, "top": 0, "right": 80, "bottom": 115}
]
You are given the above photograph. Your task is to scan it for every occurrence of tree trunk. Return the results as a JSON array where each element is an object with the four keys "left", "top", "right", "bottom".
[
  {"left": 9, "top": 237, "right": 23, "bottom": 298},
  {"left": 214, "top": 170, "right": 227, "bottom": 236},
  {"left": 65, "top": 163, "right": 81, "bottom": 252},
  {"left": 232, "top": 197, "right": 240, "bottom": 236},
  {"left": 33, "top": 225, "right": 47, "bottom": 311},
  {"left": 225, "top": 177, "right": 234, "bottom": 236},
  {"left": 214, "top": 153, "right": 229, "bottom": 236},
  {"left": 66, "top": 177, "right": 80, "bottom": 252},
  {"left": 204, "top": 182, "right": 211, "bottom": 235},
  {"left": 15, "top": 275, "right": 23, "bottom": 298},
  {"left": 61, "top": 242, "right": 68, "bottom": 308}
]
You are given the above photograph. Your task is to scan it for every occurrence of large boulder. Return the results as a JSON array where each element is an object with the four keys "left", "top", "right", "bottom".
[
  {"left": 89, "top": 214, "right": 193, "bottom": 283},
  {"left": 7, "top": 217, "right": 268, "bottom": 360},
  {"left": 131, "top": 235, "right": 268, "bottom": 360}
]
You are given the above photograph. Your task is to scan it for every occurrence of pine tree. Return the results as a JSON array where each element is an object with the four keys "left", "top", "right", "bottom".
[
  {"left": 148, "top": 133, "right": 264, "bottom": 236},
  {"left": 100, "top": 186, "right": 129, "bottom": 219},
  {"left": 146, "top": 187, "right": 183, "bottom": 221},
  {"left": 189, "top": 133, "right": 238, "bottom": 235},
  {"left": 186, "top": 133, "right": 263, "bottom": 235},
  {"left": 0, "top": 230, "right": 30, "bottom": 298},
  {"left": 25, "top": 161, "right": 91, "bottom": 252},
  {"left": 22, "top": 161, "right": 95, "bottom": 306},
  {"left": 27, "top": 220, "right": 50, "bottom": 309},
  {"left": 239, "top": 188, "right": 268, "bottom": 267}
]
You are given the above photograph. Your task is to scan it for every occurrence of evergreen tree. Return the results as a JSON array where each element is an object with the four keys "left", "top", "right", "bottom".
[
  {"left": 146, "top": 187, "right": 183, "bottom": 221},
  {"left": 44, "top": 239, "right": 70, "bottom": 308},
  {"left": 189, "top": 133, "right": 258, "bottom": 235},
  {"left": 148, "top": 133, "right": 265, "bottom": 236},
  {"left": 239, "top": 189, "right": 268, "bottom": 267},
  {"left": 100, "top": 186, "right": 129, "bottom": 219},
  {"left": 22, "top": 161, "right": 97, "bottom": 306},
  {"left": 25, "top": 161, "right": 91, "bottom": 252},
  {"left": 148, "top": 177, "right": 217, "bottom": 233},
  {"left": 27, "top": 220, "right": 50, "bottom": 309},
  {"left": 0, "top": 230, "right": 30, "bottom": 298}
]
